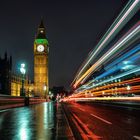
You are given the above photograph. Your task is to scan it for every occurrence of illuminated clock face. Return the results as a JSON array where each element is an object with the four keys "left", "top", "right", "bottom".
[{"left": 37, "top": 45, "right": 44, "bottom": 52}]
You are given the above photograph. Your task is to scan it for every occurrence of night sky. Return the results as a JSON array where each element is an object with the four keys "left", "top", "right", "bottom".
[{"left": 0, "top": 0, "right": 128, "bottom": 89}]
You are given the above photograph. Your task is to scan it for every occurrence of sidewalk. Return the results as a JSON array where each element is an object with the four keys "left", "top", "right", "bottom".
[{"left": 56, "top": 103, "right": 75, "bottom": 140}]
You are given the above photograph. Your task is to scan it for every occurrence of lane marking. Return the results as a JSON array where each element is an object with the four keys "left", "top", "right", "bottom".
[
  {"left": 133, "top": 136, "right": 140, "bottom": 140},
  {"left": 78, "top": 108, "right": 85, "bottom": 112},
  {"left": 91, "top": 113, "right": 112, "bottom": 125}
]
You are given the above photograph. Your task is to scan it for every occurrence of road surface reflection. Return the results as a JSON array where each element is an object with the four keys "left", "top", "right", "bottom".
[{"left": 0, "top": 102, "right": 56, "bottom": 140}]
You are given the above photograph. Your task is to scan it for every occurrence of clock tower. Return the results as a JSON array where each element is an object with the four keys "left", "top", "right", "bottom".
[{"left": 34, "top": 20, "right": 49, "bottom": 98}]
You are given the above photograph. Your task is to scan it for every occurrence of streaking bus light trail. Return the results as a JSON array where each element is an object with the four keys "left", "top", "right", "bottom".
[
  {"left": 73, "top": 23, "right": 140, "bottom": 88},
  {"left": 72, "top": 0, "right": 140, "bottom": 85}
]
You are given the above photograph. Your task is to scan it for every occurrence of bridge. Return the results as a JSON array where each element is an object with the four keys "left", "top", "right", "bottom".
[{"left": 0, "top": 0, "right": 140, "bottom": 140}]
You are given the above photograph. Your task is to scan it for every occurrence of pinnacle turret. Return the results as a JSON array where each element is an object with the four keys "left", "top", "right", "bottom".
[{"left": 36, "top": 19, "right": 46, "bottom": 39}]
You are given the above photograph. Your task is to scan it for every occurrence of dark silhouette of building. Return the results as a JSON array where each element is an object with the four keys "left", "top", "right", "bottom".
[{"left": 0, "top": 52, "right": 12, "bottom": 95}]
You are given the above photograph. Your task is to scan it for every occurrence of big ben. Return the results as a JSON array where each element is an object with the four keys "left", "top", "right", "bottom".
[{"left": 34, "top": 20, "right": 49, "bottom": 98}]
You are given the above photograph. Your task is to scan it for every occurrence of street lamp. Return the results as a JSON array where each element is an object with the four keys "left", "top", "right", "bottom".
[{"left": 20, "top": 63, "right": 26, "bottom": 96}]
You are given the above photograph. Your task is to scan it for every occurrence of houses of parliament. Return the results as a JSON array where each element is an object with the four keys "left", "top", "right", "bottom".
[{"left": 0, "top": 20, "right": 49, "bottom": 98}]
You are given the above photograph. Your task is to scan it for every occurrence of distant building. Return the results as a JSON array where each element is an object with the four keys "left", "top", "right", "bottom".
[
  {"left": 10, "top": 73, "right": 29, "bottom": 96},
  {"left": 51, "top": 86, "right": 66, "bottom": 96},
  {"left": 0, "top": 52, "right": 30, "bottom": 96},
  {"left": 0, "top": 20, "right": 49, "bottom": 98},
  {"left": 0, "top": 52, "right": 12, "bottom": 95}
]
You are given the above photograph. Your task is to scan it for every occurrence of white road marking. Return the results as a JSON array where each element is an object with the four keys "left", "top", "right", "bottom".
[
  {"left": 133, "top": 136, "right": 140, "bottom": 140},
  {"left": 91, "top": 113, "right": 112, "bottom": 125}
]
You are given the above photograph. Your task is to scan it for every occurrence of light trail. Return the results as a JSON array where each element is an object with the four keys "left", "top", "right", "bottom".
[
  {"left": 88, "top": 87, "right": 140, "bottom": 97},
  {"left": 82, "top": 23, "right": 140, "bottom": 82},
  {"left": 72, "top": 0, "right": 140, "bottom": 85},
  {"left": 105, "top": 44, "right": 140, "bottom": 70},
  {"left": 74, "top": 23, "right": 140, "bottom": 88},
  {"left": 91, "top": 78, "right": 140, "bottom": 91},
  {"left": 81, "top": 25, "right": 140, "bottom": 84},
  {"left": 75, "top": 74, "right": 140, "bottom": 96},
  {"left": 63, "top": 97, "right": 140, "bottom": 102},
  {"left": 87, "top": 67, "right": 140, "bottom": 90},
  {"left": 94, "top": 48, "right": 140, "bottom": 81}
]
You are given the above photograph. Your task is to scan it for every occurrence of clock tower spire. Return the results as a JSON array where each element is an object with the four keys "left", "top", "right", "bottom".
[
  {"left": 36, "top": 19, "right": 46, "bottom": 39},
  {"left": 34, "top": 20, "right": 49, "bottom": 98}
]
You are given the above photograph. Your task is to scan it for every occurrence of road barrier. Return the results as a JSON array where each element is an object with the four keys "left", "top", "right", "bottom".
[{"left": 0, "top": 94, "right": 46, "bottom": 110}]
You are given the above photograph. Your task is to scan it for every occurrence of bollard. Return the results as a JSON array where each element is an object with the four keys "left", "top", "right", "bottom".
[{"left": 24, "top": 97, "right": 29, "bottom": 106}]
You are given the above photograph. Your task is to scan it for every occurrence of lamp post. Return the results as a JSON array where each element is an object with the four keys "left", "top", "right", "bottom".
[{"left": 20, "top": 63, "right": 26, "bottom": 96}]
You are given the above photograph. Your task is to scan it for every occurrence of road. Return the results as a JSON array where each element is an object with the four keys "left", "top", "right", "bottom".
[
  {"left": 0, "top": 102, "right": 56, "bottom": 140},
  {"left": 63, "top": 101, "right": 140, "bottom": 140}
]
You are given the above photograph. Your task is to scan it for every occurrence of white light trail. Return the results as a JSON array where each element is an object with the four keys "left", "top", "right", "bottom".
[
  {"left": 74, "top": 24, "right": 140, "bottom": 88},
  {"left": 87, "top": 67, "right": 140, "bottom": 90},
  {"left": 72, "top": 0, "right": 140, "bottom": 87},
  {"left": 81, "top": 24, "right": 140, "bottom": 83}
]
